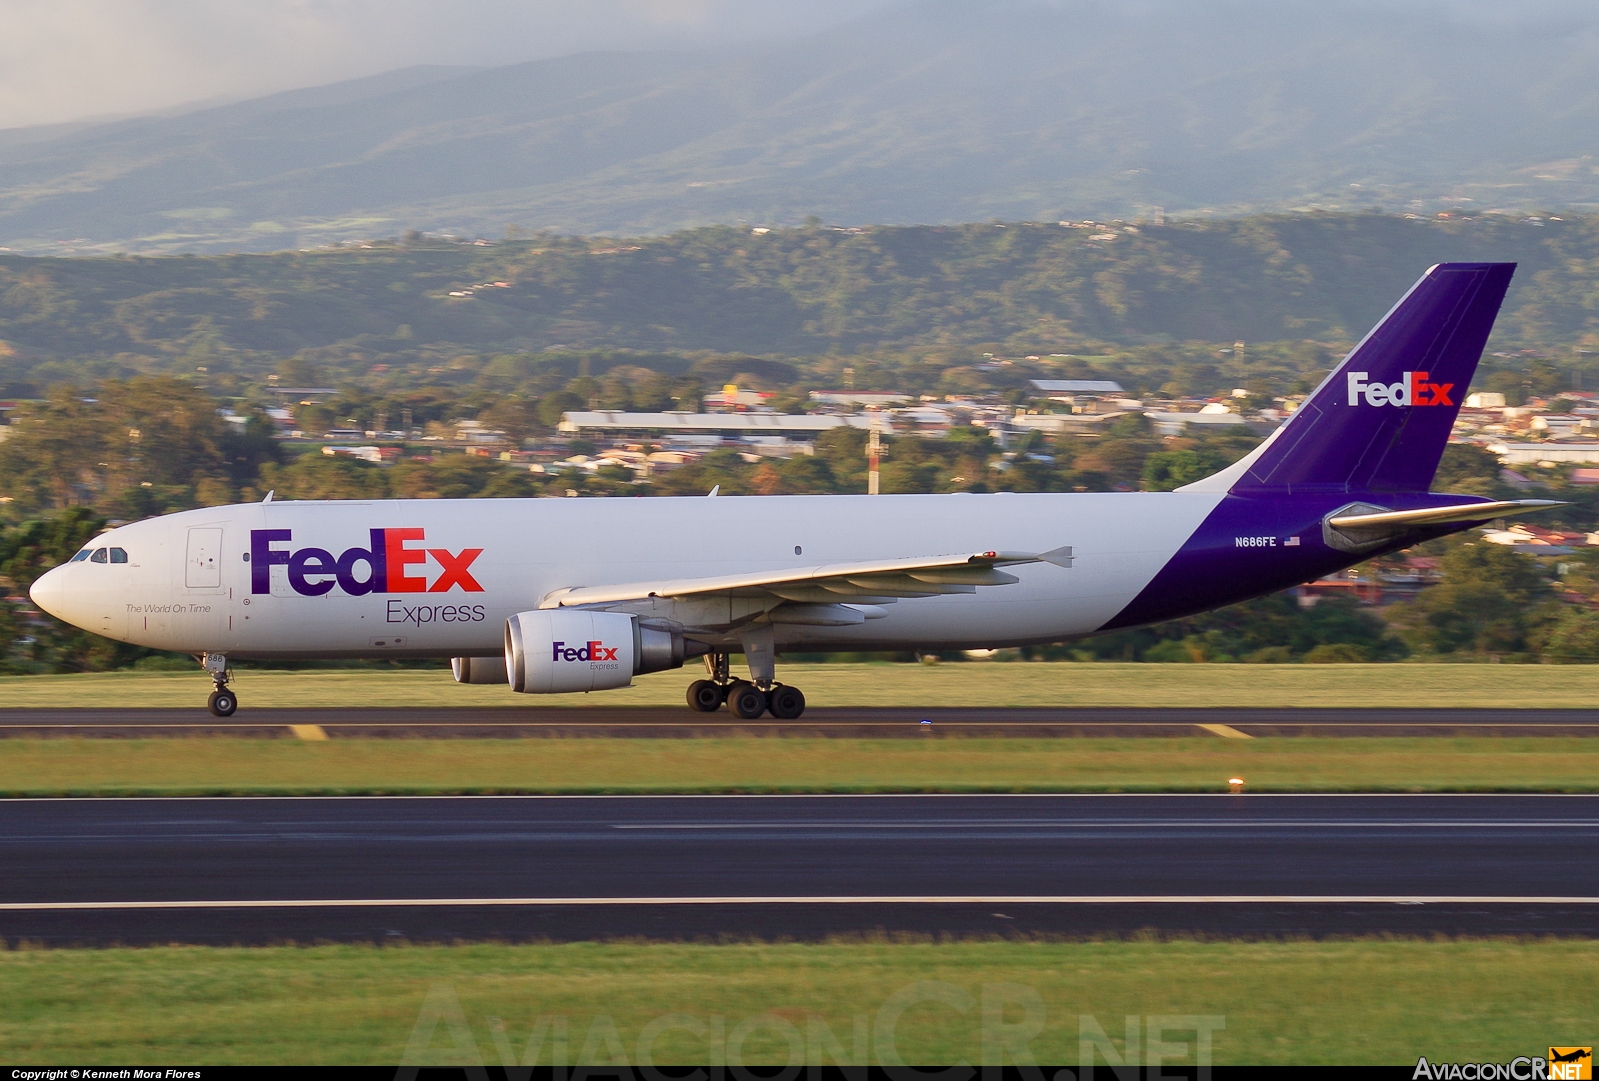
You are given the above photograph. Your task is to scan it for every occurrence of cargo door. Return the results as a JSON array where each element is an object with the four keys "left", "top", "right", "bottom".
[{"left": 185, "top": 527, "right": 223, "bottom": 590}]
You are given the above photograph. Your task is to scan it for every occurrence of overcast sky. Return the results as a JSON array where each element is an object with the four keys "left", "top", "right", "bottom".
[
  {"left": 0, "top": 0, "right": 898, "bottom": 130},
  {"left": 3, "top": 0, "right": 1591, "bottom": 132}
]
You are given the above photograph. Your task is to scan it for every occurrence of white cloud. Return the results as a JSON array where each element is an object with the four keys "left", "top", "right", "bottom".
[{"left": 0, "top": 0, "right": 891, "bottom": 129}]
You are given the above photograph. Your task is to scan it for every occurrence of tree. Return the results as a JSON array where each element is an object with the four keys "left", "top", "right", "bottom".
[
  {"left": 881, "top": 459, "right": 942, "bottom": 493},
  {"left": 476, "top": 399, "right": 539, "bottom": 445},
  {"left": 535, "top": 391, "right": 584, "bottom": 428},
  {"left": 1431, "top": 443, "right": 1502, "bottom": 496},
  {"left": 220, "top": 407, "right": 283, "bottom": 487},
  {"left": 0, "top": 387, "right": 102, "bottom": 510},
  {"left": 0, "top": 376, "right": 241, "bottom": 514},
  {"left": 815, "top": 427, "right": 867, "bottom": 492},
  {"left": 774, "top": 454, "right": 838, "bottom": 494},
  {"left": 293, "top": 403, "right": 334, "bottom": 437},
  {"left": 259, "top": 455, "right": 390, "bottom": 500},
  {"left": 1141, "top": 448, "right": 1225, "bottom": 491},
  {"left": 1072, "top": 413, "right": 1159, "bottom": 488},
  {"left": 104, "top": 375, "right": 233, "bottom": 489},
  {"left": 479, "top": 469, "right": 542, "bottom": 498},
  {"left": 0, "top": 508, "right": 161, "bottom": 672},
  {"left": 654, "top": 449, "right": 753, "bottom": 496},
  {"left": 1390, "top": 540, "right": 1557, "bottom": 656},
  {"left": 0, "top": 590, "right": 19, "bottom": 672},
  {"left": 404, "top": 456, "right": 503, "bottom": 499},
  {"left": 750, "top": 462, "right": 784, "bottom": 495},
  {"left": 1537, "top": 607, "right": 1599, "bottom": 664}
]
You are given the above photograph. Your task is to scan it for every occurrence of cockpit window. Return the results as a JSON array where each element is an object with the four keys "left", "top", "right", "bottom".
[
  {"left": 69, "top": 550, "right": 92, "bottom": 562},
  {"left": 89, "top": 548, "right": 108, "bottom": 563},
  {"left": 109, "top": 548, "right": 128, "bottom": 563}
]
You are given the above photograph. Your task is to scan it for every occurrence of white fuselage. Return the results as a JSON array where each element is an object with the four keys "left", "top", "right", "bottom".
[{"left": 29, "top": 491, "right": 1224, "bottom": 658}]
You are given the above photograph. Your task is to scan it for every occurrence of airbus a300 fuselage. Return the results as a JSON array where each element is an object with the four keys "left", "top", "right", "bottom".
[{"left": 31, "top": 263, "right": 1548, "bottom": 719}]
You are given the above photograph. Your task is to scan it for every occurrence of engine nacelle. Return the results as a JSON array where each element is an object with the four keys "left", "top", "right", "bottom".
[
  {"left": 451, "top": 656, "right": 507, "bottom": 685},
  {"left": 504, "top": 609, "right": 697, "bottom": 693}
]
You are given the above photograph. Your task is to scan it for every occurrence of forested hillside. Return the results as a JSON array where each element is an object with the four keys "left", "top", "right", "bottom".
[
  {"left": 4, "top": 0, "right": 1599, "bottom": 250},
  {"left": 2, "top": 213, "right": 1597, "bottom": 401}
]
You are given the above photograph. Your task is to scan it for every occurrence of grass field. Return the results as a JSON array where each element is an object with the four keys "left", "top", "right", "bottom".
[
  {"left": 2, "top": 938, "right": 1592, "bottom": 1065},
  {"left": 5, "top": 661, "right": 1599, "bottom": 709},
  {"left": 1, "top": 736, "right": 1595, "bottom": 795}
]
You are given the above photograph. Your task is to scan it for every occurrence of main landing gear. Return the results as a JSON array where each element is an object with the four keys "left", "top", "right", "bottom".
[
  {"left": 202, "top": 652, "right": 237, "bottom": 717},
  {"left": 685, "top": 650, "right": 806, "bottom": 720}
]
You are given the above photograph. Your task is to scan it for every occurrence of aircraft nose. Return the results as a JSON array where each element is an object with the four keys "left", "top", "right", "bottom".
[{"left": 28, "top": 565, "right": 70, "bottom": 622}]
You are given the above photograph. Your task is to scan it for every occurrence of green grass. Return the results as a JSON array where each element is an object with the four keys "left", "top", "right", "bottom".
[
  {"left": 2, "top": 938, "right": 1592, "bottom": 1065},
  {"left": 2, "top": 737, "right": 1595, "bottom": 795},
  {"left": 7, "top": 661, "right": 1599, "bottom": 709}
]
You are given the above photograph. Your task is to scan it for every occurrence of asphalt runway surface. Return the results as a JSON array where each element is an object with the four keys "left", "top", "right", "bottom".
[
  {"left": 5, "top": 705, "right": 1599, "bottom": 738},
  {"left": 3, "top": 794, "right": 1596, "bottom": 945}
]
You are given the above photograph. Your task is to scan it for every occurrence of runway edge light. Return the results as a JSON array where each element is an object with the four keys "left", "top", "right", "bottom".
[{"left": 1228, "top": 776, "right": 1245, "bottom": 794}]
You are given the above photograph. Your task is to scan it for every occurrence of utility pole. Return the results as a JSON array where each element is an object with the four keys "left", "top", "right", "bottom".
[{"left": 867, "top": 411, "right": 881, "bottom": 495}]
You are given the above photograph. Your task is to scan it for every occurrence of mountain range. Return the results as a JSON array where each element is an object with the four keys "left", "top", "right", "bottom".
[{"left": 2, "top": 0, "right": 1599, "bottom": 253}]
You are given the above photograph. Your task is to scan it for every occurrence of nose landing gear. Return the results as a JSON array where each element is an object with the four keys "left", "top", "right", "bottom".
[
  {"left": 202, "top": 652, "right": 237, "bottom": 717},
  {"left": 683, "top": 647, "right": 807, "bottom": 720}
]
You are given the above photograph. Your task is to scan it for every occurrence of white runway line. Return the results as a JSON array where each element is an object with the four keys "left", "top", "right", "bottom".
[
  {"left": 610, "top": 820, "right": 1599, "bottom": 828},
  {"left": 3, "top": 895, "right": 1598, "bottom": 910}
]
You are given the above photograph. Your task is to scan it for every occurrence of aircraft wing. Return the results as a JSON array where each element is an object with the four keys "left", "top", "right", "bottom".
[{"left": 539, "top": 546, "right": 1073, "bottom": 609}]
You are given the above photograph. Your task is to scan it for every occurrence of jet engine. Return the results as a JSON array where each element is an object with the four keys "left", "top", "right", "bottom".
[
  {"left": 504, "top": 609, "right": 701, "bottom": 693},
  {"left": 451, "top": 655, "right": 507, "bottom": 684}
]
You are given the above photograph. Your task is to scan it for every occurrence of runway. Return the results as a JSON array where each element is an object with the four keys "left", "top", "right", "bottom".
[
  {"left": 5, "top": 706, "right": 1599, "bottom": 738},
  {"left": 3, "top": 794, "right": 1596, "bottom": 944}
]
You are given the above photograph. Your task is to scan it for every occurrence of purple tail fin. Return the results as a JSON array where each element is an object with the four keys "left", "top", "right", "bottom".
[{"left": 1181, "top": 262, "right": 1515, "bottom": 495}]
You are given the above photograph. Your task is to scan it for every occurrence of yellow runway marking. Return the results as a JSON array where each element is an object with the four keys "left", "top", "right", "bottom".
[
  {"left": 1197, "top": 723, "right": 1253, "bottom": 739},
  {"left": 288, "top": 724, "right": 329, "bottom": 741}
]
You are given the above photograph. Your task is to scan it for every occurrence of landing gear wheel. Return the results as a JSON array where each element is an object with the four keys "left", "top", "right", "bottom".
[
  {"left": 687, "top": 679, "right": 725, "bottom": 712},
  {"left": 208, "top": 689, "right": 237, "bottom": 717},
  {"left": 768, "top": 684, "right": 805, "bottom": 720},
  {"left": 727, "top": 682, "right": 768, "bottom": 720}
]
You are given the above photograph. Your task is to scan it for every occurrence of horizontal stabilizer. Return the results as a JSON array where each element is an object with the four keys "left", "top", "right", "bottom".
[
  {"left": 1326, "top": 499, "right": 1567, "bottom": 531},
  {"left": 1323, "top": 498, "right": 1566, "bottom": 552}
]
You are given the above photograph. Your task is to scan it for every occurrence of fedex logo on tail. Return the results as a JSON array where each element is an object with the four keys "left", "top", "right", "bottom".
[
  {"left": 553, "top": 641, "right": 619, "bottom": 663},
  {"left": 1347, "top": 371, "right": 1454, "bottom": 408},
  {"left": 249, "top": 528, "right": 484, "bottom": 596}
]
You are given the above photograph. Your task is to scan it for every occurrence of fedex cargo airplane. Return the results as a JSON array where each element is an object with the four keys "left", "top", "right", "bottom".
[{"left": 29, "top": 262, "right": 1557, "bottom": 719}]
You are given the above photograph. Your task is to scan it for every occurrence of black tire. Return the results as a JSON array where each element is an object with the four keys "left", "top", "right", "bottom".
[
  {"left": 208, "top": 689, "right": 237, "bottom": 717},
  {"left": 686, "top": 679, "right": 725, "bottom": 712},
  {"left": 768, "top": 684, "right": 805, "bottom": 720},
  {"left": 727, "top": 682, "right": 767, "bottom": 720}
]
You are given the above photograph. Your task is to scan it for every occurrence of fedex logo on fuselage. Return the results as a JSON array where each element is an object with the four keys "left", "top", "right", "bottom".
[
  {"left": 249, "top": 528, "right": 484, "bottom": 596},
  {"left": 1347, "top": 371, "right": 1454, "bottom": 408},
  {"left": 553, "top": 641, "right": 619, "bottom": 663}
]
